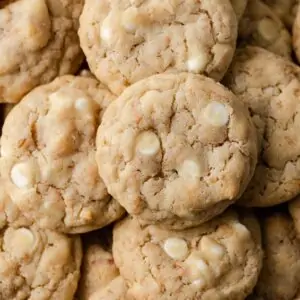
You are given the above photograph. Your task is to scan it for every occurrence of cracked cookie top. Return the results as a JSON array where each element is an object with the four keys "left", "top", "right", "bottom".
[
  {"left": 79, "top": 0, "right": 237, "bottom": 95},
  {"left": 224, "top": 46, "right": 300, "bottom": 207},
  {"left": 113, "top": 211, "right": 263, "bottom": 300},
  {"left": 0, "top": 75, "right": 125, "bottom": 233},
  {"left": 0, "top": 0, "right": 84, "bottom": 103},
  {"left": 96, "top": 73, "right": 258, "bottom": 228},
  {"left": 0, "top": 224, "right": 82, "bottom": 300},
  {"left": 238, "top": 0, "right": 292, "bottom": 59}
]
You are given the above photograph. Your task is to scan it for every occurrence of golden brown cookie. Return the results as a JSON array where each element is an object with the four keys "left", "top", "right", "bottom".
[
  {"left": 79, "top": 0, "right": 238, "bottom": 95},
  {"left": 224, "top": 46, "right": 300, "bottom": 207},
  {"left": 113, "top": 211, "right": 263, "bottom": 300},
  {"left": 239, "top": 0, "right": 292, "bottom": 58},
  {"left": 0, "top": 0, "right": 84, "bottom": 103},
  {"left": 96, "top": 73, "right": 258, "bottom": 229},
  {"left": 0, "top": 224, "right": 82, "bottom": 300},
  {"left": 253, "top": 212, "right": 300, "bottom": 300},
  {"left": 0, "top": 75, "right": 125, "bottom": 233}
]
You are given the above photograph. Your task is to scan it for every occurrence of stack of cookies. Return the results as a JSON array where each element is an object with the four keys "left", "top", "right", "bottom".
[{"left": 1, "top": 0, "right": 300, "bottom": 299}]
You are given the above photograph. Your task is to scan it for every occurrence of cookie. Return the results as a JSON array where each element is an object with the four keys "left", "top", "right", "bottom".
[
  {"left": 89, "top": 276, "right": 128, "bottom": 300},
  {"left": 288, "top": 196, "right": 300, "bottom": 236},
  {"left": 0, "top": 0, "right": 84, "bottom": 104},
  {"left": 0, "top": 181, "right": 30, "bottom": 228},
  {"left": 230, "top": 0, "right": 248, "bottom": 21},
  {"left": 224, "top": 46, "right": 300, "bottom": 207},
  {"left": 77, "top": 229, "right": 120, "bottom": 299},
  {"left": 0, "top": 224, "right": 82, "bottom": 300},
  {"left": 262, "top": 0, "right": 299, "bottom": 29},
  {"left": 79, "top": 0, "right": 238, "bottom": 95},
  {"left": 113, "top": 211, "right": 263, "bottom": 300},
  {"left": 96, "top": 73, "right": 258, "bottom": 229},
  {"left": 0, "top": 75, "right": 125, "bottom": 233},
  {"left": 238, "top": 0, "right": 292, "bottom": 58},
  {"left": 252, "top": 212, "right": 300, "bottom": 300}
]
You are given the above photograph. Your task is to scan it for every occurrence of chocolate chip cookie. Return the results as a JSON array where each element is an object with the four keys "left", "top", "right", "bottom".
[
  {"left": 224, "top": 46, "right": 300, "bottom": 207},
  {"left": 0, "top": 0, "right": 84, "bottom": 103},
  {"left": 113, "top": 211, "right": 263, "bottom": 300},
  {"left": 79, "top": 0, "right": 238, "bottom": 95},
  {"left": 0, "top": 75, "right": 125, "bottom": 233},
  {"left": 96, "top": 73, "right": 258, "bottom": 229}
]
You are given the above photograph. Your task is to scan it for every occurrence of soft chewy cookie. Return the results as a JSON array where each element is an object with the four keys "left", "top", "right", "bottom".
[
  {"left": 224, "top": 46, "right": 300, "bottom": 207},
  {"left": 230, "top": 0, "right": 248, "bottom": 22},
  {"left": 0, "top": 75, "right": 125, "bottom": 233},
  {"left": 0, "top": 0, "right": 84, "bottom": 104},
  {"left": 96, "top": 73, "right": 258, "bottom": 229},
  {"left": 79, "top": 0, "right": 238, "bottom": 95},
  {"left": 252, "top": 212, "right": 300, "bottom": 300},
  {"left": 238, "top": 0, "right": 292, "bottom": 58},
  {"left": 113, "top": 211, "right": 263, "bottom": 300},
  {"left": 0, "top": 224, "right": 82, "bottom": 300},
  {"left": 262, "top": 0, "right": 299, "bottom": 29}
]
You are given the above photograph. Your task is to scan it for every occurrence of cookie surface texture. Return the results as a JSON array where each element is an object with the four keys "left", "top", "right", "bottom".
[
  {"left": 238, "top": 0, "right": 292, "bottom": 58},
  {"left": 113, "top": 211, "right": 263, "bottom": 300},
  {"left": 0, "top": 224, "right": 82, "bottom": 300},
  {"left": 79, "top": 0, "right": 238, "bottom": 95},
  {"left": 224, "top": 46, "right": 300, "bottom": 207},
  {"left": 0, "top": 0, "right": 84, "bottom": 103},
  {"left": 96, "top": 73, "right": 258, "bottom": 228},
  {"left": 253, "top": 212, "right": 300, "bottom": 300},
  {"left": 0, "top": 75, "right": 125, "bottom": 233}
]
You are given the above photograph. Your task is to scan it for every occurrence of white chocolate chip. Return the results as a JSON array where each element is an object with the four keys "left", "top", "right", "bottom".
[
  {"left": 136, "top": 131, "right": 160, "bottom": 156},
  {"left": 185, "top": 253, "right": 211, "bottom": 281},
  {"left": 200, "top": 236, "right": 225, "bottom": 261},
  {"left": 163, "top": 237, "right": 188, "bottom": 260},
  {"left": 257, "top": 18, "right": 279, "bottom": 41},
  {"left": 75, "top": 97, "right": 89, "bottom": 111},
  {"left": 11, "top": 162, "right": 36, "bottom": 189},
  {"left": 192, "top": 277, "right": 206, "bottom": 289},
  {"left": 204, "top": 101, "right": 229, "bottom": 127},
  {"left": 122, "top": 7, "right": 139, "bottom": 33},
  {"left": 178, "top": 159, "right": 201, "bottom": 179},
  {"left": 231, "top": 222, "right": 250, "bottom": 238},
  {"left": 9, "top": 228, "right": 35, "bottom": 257},
  {"left": 187, "top": 53, "right": 209, "bottom": 73},
  {"left": 100, "top": 14, "right": 113, "bottom": 42}
]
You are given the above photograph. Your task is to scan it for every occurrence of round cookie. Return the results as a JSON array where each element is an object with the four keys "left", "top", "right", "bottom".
[
  {"left": 223, "top": 46, "right": 300, "bottom": 207},
  {"left": 0, "top": 224, "right": 82, "bottom": 300},
  {"left": 238, "top": 0, "right": 292, "bottom": 58},
  {"left": 262, "top": 0, "right": 299, "bottom": 29},
  {"left": 253, "top": 212, "right": 300, "bottom": 300},
  {"left": 113, "top": 211, "right": 263, "bottom": 300},
  {"left": 96, "top": 73, "right": 258, "bottom": 229},
  {"left": 0, "top": 75, "right": 125, "bottom": 233},
  {"left": 79, "top": 0, "right": 238, "bottom": 95},
  {"left": 230, "top": 0, "right": 248, "bottom": 22},
  {"left": 0, "top": 0, "right": 84, "bottom": 104}
]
